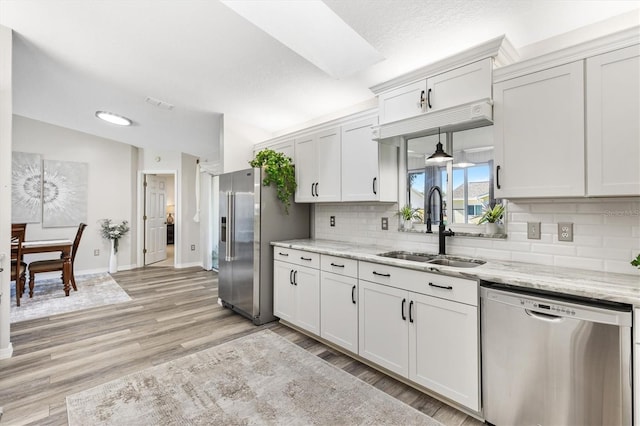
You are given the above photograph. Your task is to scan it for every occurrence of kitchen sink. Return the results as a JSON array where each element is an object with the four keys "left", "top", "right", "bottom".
[
  {"left": 377, "top": 251, "right": 485, "bottom": 268},
  {"left": 377, "top": 251, "right": 437, "bottom": 262},
  {"left": 427, "top": 258, "right": 486, "bottom": 268}
]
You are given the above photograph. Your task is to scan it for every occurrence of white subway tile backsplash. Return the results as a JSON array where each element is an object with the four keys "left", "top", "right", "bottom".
[
  {"left": 531, "top": 244, "right": 577, "bottom": 256},
  {"left": 554, "top": 256, "right": 604, "bottom": 271},
  {"left": 314, "top": 199, "right": 640, "bottom": 276},
  {"left": 511, "top": 252, "right": 554, "bottom": 265}
]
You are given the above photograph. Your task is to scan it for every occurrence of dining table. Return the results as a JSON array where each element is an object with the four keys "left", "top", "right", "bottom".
[{"left": 21, "top": 239, "right": 73, "bottom": 296}]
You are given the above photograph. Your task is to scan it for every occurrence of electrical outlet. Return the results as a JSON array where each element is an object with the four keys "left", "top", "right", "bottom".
[
  {"left": 381, "top": 217, "right": 389, "bottom": 230},
  {"left": 94, "top": 249, "right": 100, "bottom": 256},
  {"left": 527, "top": 222, "right": 541, "bottom": 239},
  {"left": 190, "top": 244, "right": 196, "bottom": 251},
  {"left": 558, "top": 222, "right": 573, "bottom": 242},
  {"left": 330, "top": 216, "right": 335, "bottom": 227}
]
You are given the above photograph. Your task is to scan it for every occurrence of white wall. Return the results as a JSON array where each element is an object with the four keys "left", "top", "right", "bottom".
[
  {"left": 314, "top": 198, "right": 640, "bottom": 276},
  {"left": 179, "top": 153, "right": 202, "bottom": 267},
  {"left": 223, "top": 114, "right": 271, "bottom": 173},
  {"left": 0, "top": 25, "right": 14, "bottom": 359},
  {"left": 12, "top": 115, "right": 137, "bottom": 273}
]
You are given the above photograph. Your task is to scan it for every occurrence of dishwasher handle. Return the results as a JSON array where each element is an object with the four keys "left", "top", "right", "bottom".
[{"left": 525, "top": 308, "right": 564, "bottom": 323}]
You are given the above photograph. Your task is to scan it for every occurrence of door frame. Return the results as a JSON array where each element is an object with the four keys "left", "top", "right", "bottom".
[{"left": 136, "top": 170, "right": 178, "bottom": 268}]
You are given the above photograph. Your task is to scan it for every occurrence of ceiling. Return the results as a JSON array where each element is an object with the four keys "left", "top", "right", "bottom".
[{"left": 1, "top": 1, "right": 639, "bottom": 160}]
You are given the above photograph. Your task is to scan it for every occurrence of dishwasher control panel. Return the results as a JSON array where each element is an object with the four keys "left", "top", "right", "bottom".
[{"left": 482, "top": 287, "right": 631, "bottom": 326}]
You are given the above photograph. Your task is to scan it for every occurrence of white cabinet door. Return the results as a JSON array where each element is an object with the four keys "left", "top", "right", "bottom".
[
  {"left": 321, "top": 272, "right": 358, "bottom": 353},
  {"left": 494, "top": 61, "right": 585, "bottom": 197},
  {"left": 294, "top": 134, "right": 317, "bottom": 202},
  {"left": 358, "top": 280, "right": 409, "bottom": 377},
  {"left": 293, "top": 265, "right": 320, "bottom": 335},
  {"left": 378, "top": 80, "right": 426, "bottom": 124},
  {"left": 316, "top": 128, "right": 342, "bottom": 202},
  {"left": 409, "top": 293, "right": 479, "bottom": 411},
  {"left": 294, "top": 128, "right": 341, "bottom": 203},
  {"left": 587, "top": 45, "right": 640, "bottom": 196},
  {"left": 426, "top": 58, "right": 492, "bottom": 112},
  {"left": 273, "top": 260, "right": 295, "bottom": 323},
  {"left": 341, "top": 118, "right": 379, "bottom": 201}
]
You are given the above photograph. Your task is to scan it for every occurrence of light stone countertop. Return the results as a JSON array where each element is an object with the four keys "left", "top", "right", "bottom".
[{"left": 272, "top": 239, "right": 640, "bottom": 306}]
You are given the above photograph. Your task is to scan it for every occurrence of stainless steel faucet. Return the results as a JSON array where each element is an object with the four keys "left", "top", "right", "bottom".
[{"left": 426, "top": 185, "right": 455, "bottom": 255}]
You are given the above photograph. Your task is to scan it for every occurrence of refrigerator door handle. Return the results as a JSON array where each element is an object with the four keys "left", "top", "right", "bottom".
[{"left": 225, "top": 192, "right": 234, "bottom": 261}]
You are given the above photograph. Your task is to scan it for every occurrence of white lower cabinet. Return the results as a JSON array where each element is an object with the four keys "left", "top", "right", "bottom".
[
  {"left": 409, "top": 292, "right": 479, "bottom": 411},
  {"left": 358, "top": 280, "right": 410, "bottom": 376},
  {"left": 321, "top": 271, "right": 358, "bottom": 354},
  {"left": 275, "top": 251, "right": 480, "bottom": 413},
  {"left": 273, "top": 250, "right": 320, "bottom": 335},
  {"left": 358, "top": 261, "right": 480, "bottom": 412}
]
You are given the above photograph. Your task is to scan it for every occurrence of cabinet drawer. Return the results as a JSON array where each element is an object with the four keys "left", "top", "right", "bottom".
[
  {"left": 321, "top": 255, "right": 358, "bottom": 277},
  {"left": 273, "top": 247, "right": 320, "bottom": 269},
  {"left": 359, "top": 261, "right": 477, "bottom": 306}
]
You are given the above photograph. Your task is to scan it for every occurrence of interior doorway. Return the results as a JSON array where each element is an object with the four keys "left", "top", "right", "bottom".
[{"left": 143, "top": 173, "right": 176, "bottom": 267}]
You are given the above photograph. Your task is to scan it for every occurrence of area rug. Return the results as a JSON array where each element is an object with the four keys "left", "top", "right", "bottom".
[
  {"left": 10, "top": 273, "right": 131, "bottom": 323},
  {"left": 66, "top": 329, "right": 442, "bottom": 426}
]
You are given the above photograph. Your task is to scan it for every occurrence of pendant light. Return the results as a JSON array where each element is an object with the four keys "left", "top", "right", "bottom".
[
  {"left": 453, "top": 150, "right": 475, "bottom": 168},
  {"left": 425, "top": 127, "right": 453, "bottom": 163}
]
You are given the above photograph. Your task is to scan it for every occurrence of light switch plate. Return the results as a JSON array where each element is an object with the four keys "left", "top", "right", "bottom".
[
  {"left": 558, "top": 222, "right": 573, "bottom": 242},
  {"left": 527, "top": 222, "right": 541, "bottom": 239}
]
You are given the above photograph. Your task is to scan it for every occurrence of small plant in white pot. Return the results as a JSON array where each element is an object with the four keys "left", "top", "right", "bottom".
[
  {"left": 478, "top": 203, "right": 505, "bottom": 234},
  {"left": 397, "top": 205, "right": 422, "bottom": 231}
]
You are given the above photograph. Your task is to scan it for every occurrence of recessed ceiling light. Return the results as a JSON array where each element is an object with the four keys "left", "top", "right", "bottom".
[{"left": 95, "top": 111, "right": 132, "bottom": 126}]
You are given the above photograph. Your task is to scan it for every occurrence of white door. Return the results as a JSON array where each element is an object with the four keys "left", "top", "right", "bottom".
[
  {"left": 409, "top": 292, "right": 479, "bottom": 411},
  {"left": 378, "top": 80, "right": 426, "bottom": 124},
  {"left": 316, "top": 128, "right": 342, "bottom": 202},
  {"left": 341, "top": 118, "right": 379, "bottom": 202},
  {"left": 294, "top": 134, "right": 317, "bottom": 202},
  {"left": 494, "top": 61, "right": 585, "bottom": 197},
  {"left": 273, "top": 260, "right": 295, "bottom": 322},
  {"left": 293, "top": 265, "right": 320, "bottom": 335},
  {"left": 321, "top": 272, "right": 358, "bottom": 353},
  {"left": 586, "top": 45, "right": 640, "bottom": 196},
  {"left": 425, "top": 58, "right": 492, "bottom": 112},
  {"left": 144, "top": 174, "right": 167, "bottom": 265},
  {"left": 358, "top": 280, "right": 409, "bottom": 377}
]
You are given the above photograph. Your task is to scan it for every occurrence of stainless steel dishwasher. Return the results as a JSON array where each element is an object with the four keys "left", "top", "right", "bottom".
[{"left": 481, "top": 282, "right": 632, "bottom": 426}]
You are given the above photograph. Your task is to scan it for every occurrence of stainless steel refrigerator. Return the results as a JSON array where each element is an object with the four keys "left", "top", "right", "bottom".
[{"left": 219, "top": 167, "right": 310, "bottom": 325}]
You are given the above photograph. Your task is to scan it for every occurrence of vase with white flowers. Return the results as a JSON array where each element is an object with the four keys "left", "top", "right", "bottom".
[{"left": 100, "top": 219, "right": 130, "bottom": 273}]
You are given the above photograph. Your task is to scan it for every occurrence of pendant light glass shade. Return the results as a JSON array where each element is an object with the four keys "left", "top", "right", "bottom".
[
  {"left": 425, "top": 128, "right": 453, "bottom": 163},
  {"left": 453, "top": 150, "right": 475, "bottom": 168}
]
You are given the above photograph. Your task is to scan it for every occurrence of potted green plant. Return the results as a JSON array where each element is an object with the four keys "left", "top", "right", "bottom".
[
  {"left": 631, "top": 254, "right": 640, "bottom": 269},
  {"left": 397, "top": 205, "right": 422, "bottom": 230},
  {"left": 478, "top": 203, "right": 505, "bottom": 234},
  {"left": 249, "top": 149, "right": 297, "bottom": 214}
]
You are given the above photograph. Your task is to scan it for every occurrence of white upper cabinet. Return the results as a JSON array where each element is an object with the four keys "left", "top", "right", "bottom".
[
  {"left": 294, "top": 128, "right": 341, "bottom": 203},
  {"left": 425, "top": 58, "right": 492, "bottom": 113},
  {"left": 341, "top": 117, "right": 397, "bottom": 202},
  {"left": 378, "top": 80, "right": 426, "bottom": 125},
  {"left": 493, "top": 61, "right": 585, "bottom": 198},
  {"left": 586, "top": 44, "right": 640, "bottom": 196},
  {"left": 378, "top": 58, "right": 493, "bottom": 125},
  {"left": 269, "top": 139, "right": 295, "bottom": 163}
]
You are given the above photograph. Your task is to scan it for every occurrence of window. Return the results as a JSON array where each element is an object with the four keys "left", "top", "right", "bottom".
[{"left": 407, "top": 126, "right": 500, "bottom": 231}]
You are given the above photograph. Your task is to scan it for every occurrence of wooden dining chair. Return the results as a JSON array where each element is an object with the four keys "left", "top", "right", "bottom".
[
  {"left": 28, "top": 223, "right": 87, "bottom": 295},
  {"left": 11, "top": 224, "right": 27, "bottom": 306}
]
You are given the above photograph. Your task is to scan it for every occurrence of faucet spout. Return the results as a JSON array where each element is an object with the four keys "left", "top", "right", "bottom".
[{"left": 426, "top": 185, "right": 454, "bottom": 255}]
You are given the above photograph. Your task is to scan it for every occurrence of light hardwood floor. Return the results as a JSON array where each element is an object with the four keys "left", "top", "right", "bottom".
[{"left": 0, "top": 266, "right": 483, "bottom": 425}]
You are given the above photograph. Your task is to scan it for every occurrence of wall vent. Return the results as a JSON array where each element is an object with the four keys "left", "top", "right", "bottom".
[{"left": 145, "top": 96, "right": 174, "bottom": 110}]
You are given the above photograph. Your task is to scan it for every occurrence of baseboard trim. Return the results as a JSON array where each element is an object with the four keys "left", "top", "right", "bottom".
[{"left": 0, "top": 342, "right": 13, "bottom": 359}]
